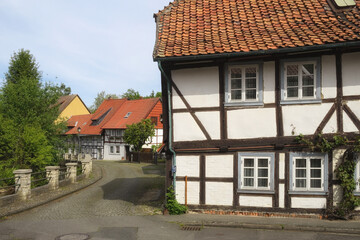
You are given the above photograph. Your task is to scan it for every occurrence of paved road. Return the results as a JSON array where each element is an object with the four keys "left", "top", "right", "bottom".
[{"left": 1, "top": 161, "right": 360, "bottom": 240}]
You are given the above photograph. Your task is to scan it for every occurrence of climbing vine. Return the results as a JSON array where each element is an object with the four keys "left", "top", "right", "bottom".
[{"left": 296, "top": 134, "right": 360, "bottom": 219}]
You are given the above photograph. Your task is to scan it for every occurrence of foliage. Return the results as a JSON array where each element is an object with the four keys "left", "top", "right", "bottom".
[
  {"left": 0, "top": 49, "right": 68, "bottom": 178},
  {"left": 89, "top": 91, "right": 119, "bottom": 113},
  {"left": 165, "top": 186, "right": 187, "bottom": 215},
  {"left": 121, "top": 88, "right": 141, "bottom": 100},
  {"left": 296, "top": 133, "right": 360, "bottom": 218},
  {"left": 146, "top": 90, "right": 162, "bottom": 98},
  {"left": 123, "top": 119, "right": 155, "bottom": 152}
]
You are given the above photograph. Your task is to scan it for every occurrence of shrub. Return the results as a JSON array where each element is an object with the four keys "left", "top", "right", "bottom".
[{"left": 165, "top": 186, "right": 187, "bottom": 215}]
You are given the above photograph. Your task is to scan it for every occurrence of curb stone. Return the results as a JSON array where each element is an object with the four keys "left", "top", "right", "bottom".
[{"left": 0, "top": 165, "right": 103, "bottom": 219}]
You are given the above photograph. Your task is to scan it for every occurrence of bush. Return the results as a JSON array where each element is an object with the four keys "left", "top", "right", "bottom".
[{"left": 165, "top": 185, "right": 187, "bottom": 215}]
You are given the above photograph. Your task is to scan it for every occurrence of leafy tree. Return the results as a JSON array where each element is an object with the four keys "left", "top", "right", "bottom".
[
  {"left": 0, "top": 49, "right": 66, "bottom": 179},
  {"left": 121, "top": 88, "right": 141, "bottom": 100},
  {"left": 123, "top": 119, "right": 155, "bottom": 152},
  {"left": 146, "top": 90, "right": 162, "bottom": 98},
  {"left": 89, "top": 91, "right": 119, "bottom": 113}
]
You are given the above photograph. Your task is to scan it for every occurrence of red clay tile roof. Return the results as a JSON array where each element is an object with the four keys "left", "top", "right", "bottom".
[
  {"left": 153, "top": 0, "right": 360, "bottom": 59},
  {"left": 65, "top": 98, "right": 161, "bottom": 135}
]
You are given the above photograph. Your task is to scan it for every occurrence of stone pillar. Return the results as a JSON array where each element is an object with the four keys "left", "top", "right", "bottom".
[
  {"left": 13, "top": 169, "right": 32, "bottom": 200},
  {"left": 66, "top": 163, "right": 77, "bottom": 183},
  {"left": 81, "top": 160, "right": 92, "bottom": 178},
  {"left": 45, "top": 166, "right": 60, "bottom": 190}
]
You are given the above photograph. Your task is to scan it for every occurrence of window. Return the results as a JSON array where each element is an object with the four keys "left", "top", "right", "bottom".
[
  {"left": 238, "top": 152, "right": 274, "bottom": 192},
  {"left": 116, "top": 146, "right": 120, "bottom": 154},
  {"left": 355, "top": 154, "right": 360, "bottom": 194},
  {"left": 289, "top": 152, "right": 328, "bottom": 194},
  {"left": 124, "top": 112, "right": 132, "bottom": 118},
  {"left": 226, "top": 63, "right": 263, "bottom": 106},
  {"left": 110, "top": 146, "right": 114, "bottom": 154},
  {"left": 281, "top": 59, "right": 321, "bottom": 104}
]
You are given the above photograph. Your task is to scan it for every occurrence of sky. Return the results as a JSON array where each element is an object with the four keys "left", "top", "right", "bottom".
[{"left": 0, "top": 0, "right": 172, "bottom": 107}]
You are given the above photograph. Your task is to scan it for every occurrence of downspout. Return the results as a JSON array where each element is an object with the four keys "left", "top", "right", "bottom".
[{"left": 157, "top": 61, "right": 177, "bottom": 191}]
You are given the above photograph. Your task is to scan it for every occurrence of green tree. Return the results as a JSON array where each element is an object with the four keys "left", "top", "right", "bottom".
[
  {"left": 145, "top": 90, "right": 161, "bottom": 99},
  {"left": 123, "top": 119, "right": 155, "bottom": 152},
  {"left": 89, "top": 91, "right": 119, "bottom": 113},
  {"left": 0, "top": 49, "right": 66, "bottom": 178},
  {"left": 121, "top": 88, "right": 141, "bottom": 100}
]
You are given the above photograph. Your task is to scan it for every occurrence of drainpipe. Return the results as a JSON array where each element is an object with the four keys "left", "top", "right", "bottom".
[{"left": 157, "top": 61, "right": 177, "bottom": 191}]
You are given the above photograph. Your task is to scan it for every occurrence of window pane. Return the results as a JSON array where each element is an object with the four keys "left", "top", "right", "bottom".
[
  {"left": 287, "top": 76, "right": 299, "bottom": 86},
  {"left": 231, "top": 90, "right": 242, "bottom": 100},
  {"left": 302, "top": 75, "right": 314, "bottom": 86},
  {"left": 231, "top": 68, "right": 242, "bottom": 78},
  {"left": 245, "top": 89, "right": 256, "bottom": 99},
  {"left": 245, "top": 78, "right": 256, "bottom": 88},
  {"left": 311, "top": 158, "right": 321, "bottom": 168},
  {"left": 245, "top": 67, "right": 257, "bottom": 78},
  {"left": 311, "top": 169, "right": 321, "bottom": 178},
  {"left": 231, "top": 79, "right": 242, "bottom": 89},
  {"left": 244, "top": 158, "right": 254, "bottom": 167},
  {"left": 296, "top": 179, "right": 306, "bottom": 188},
  {"left": 302, "top": 64, "right": 314, "bottom": 75},
  {"left": 244, "top": 168, "right": 254, "bottom": 177},
  {"left": 296, "top": 169, "right": 306, "bottom": 178},
  {"left": 303, "top": 86, "right": 314, "bottom": 97},
  {"left": 258, "top": 178, "right": 268, "bottom": 187},
  {"left": 258, "top": 158, "right": 268, "bottom": 167},
  {"left": 287, "top": 87, "right": 298, "bottom": 98},
  {"left": 287, "top": 65, "right": 298, "bottom": 75},
  {"left": 296, "top": 158, "right": 306, "bottom": 167},
  {"left": 244, "top": 178, "right": 254, "bottom": 187},
  {"left": 258, "top": 169, "right": 268, "bottom": 177},
  {"left": 310, "top": 179, "right": 321, "bottom": 188}
]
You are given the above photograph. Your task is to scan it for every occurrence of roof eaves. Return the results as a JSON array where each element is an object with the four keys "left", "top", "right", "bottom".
[{"left": 154, "top": 41, "right": 360, "bottom": 63}]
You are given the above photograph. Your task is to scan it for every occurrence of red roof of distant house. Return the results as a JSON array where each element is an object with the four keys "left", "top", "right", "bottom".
[
  {"left": 153, "top": 0, "right": 360, "bottom": 59},
  {"left": 65, "top": 98, "right": 161, "bottom": 135}
]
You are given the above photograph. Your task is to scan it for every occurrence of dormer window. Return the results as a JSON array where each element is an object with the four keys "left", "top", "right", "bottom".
[{"left": 124, "top": 112, "right": 132, "bottom": 118}]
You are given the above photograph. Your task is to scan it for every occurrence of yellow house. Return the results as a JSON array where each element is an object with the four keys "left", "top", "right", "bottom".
[{"left": 56, "top": 94, "right": 90, "bottom": 123}]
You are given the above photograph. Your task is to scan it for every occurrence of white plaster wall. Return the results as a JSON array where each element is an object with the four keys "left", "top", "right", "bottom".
[
  {"left": 333, "top": 148, "right": 347, "bottom": 180},
  {"left": 282, "top": 103, "right": 334, "bottom": 136},
  {"left": 171, "top": 67, "right": 220, "bottom": 109},
  {"left": 103, "top": 144, "right": 125, "bottom": 161},
  {"left": 279, "top": 184, "right": 285, "bottom": 208},
  {"left": 176, "top": 155, "right": 200, "bottom": 177},
  {"left": 227, "top": 108, "right": 277, "bottom": 139},
  {"left": 291, "top": 197, "right": 326, "bottom": 209},
  {"left": 322, "top": 55, "right": 337, "bottom": 99},
  {"left": 206, "top": 182, "right": 233, "bottom": 206},
  {"left": 346, "top": 101, "right": 360, "bottom": 124},
  {"left": 176, "top": 181, "right": 200, "bottom": 205},
  {"left": 173, "top": 112, "right": 207, "bottom": 142},
  {"left": 343, "top": 52, "right": 360, "bottom": 96},
  {"left": 263, "top": 61, "right": 276, "bottom": 104},
  {"left": 343, "top": 112, "right": 358, "bottom": 133},
  {"left": 195, "top": 111, "right": 221, "bottom": 140},
  {"left": 205, "top": 155, "right": 233, "bottom": 178},
  {"left": 322, "top": 113, "right": 337, "bottom": 134},
  {"left": 239, "top": 196, "right": 273, "bottom": 207},
  {"left": 279, "top": 153, "right": 285, "bottom": 180}
]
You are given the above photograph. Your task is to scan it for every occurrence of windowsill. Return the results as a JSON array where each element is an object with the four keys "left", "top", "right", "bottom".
[
  {"left": 288, "top": 191, "right": 328, "bottom": 196},
  {"left": 109, "top": 153, "right": 120, "bottom": 155},
  {"left": 353, "top": 192, "right": 360, "bottom": 196},
  {"left": 280, "top": 99, "right": 322, "bottom": 105},
  {"left": 237, "top": 189, "right": 275, "bottom": 194},
  {"left": 225, "top": 102, "right": 264, "bottom": 107}
]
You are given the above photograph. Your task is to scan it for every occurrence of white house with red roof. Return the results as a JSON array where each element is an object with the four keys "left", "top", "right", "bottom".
[
  {"left": 66, "top": 98, "right": 163, "bottom": 161},
  {"left": 154, "top": 0, "right": 360, "bottom": 213}
]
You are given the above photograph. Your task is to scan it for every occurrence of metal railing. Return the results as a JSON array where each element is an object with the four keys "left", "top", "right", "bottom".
[
  {"left": 59, "top": 167, "right": 68, "bottom": 181},
  {"left": 31, "top": 171, "right": 49, "bottom": 189},
  {"left": 0, "top": 176, "right": 20, "bottom": 196},
  {"left": 77, "top": 162, "right": 83, "bottom": 176}
]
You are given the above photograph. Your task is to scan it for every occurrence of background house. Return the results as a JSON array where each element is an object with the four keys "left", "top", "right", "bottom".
[
  {"left": 154, "top": 0, "right": 360, "bottom": 213},
  {"left": 66, "top": 98, "right": 163, "bottom": 160},
  {"left": 56, "top": 94, "right": 90, "bottom": 123}
]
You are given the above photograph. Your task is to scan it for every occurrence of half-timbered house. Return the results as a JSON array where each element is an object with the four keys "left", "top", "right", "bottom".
[
  {"left": 153, "top": 0, "right": 360, "bottom": 213},
  {"left": 66, "top": 98, "right": 163, "bottom": 161}
]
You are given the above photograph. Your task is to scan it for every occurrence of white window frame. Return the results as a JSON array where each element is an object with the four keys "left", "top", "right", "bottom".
[
  {"left": 238, "top": 152, "right": 274, "bottom": 193},
  {"left": 281, "top": 58, "right": 321, "bottom": 105},
  {"left": 289, "top": 152, "right": 328, "bottom": 195},
  {"left": 225, "top": 63, "right": 263, "bottom": 106},
  {"left": 355, "top": 154, "right": 360, "bottom": 194},
  {"left": 109, "top": 145, "right": 114, "bottom": 154}
]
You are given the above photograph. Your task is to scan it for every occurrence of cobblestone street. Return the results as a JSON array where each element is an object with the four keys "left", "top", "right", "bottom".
[{"left": 8, "top": 161, "right": 165, "bottom": 221}]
